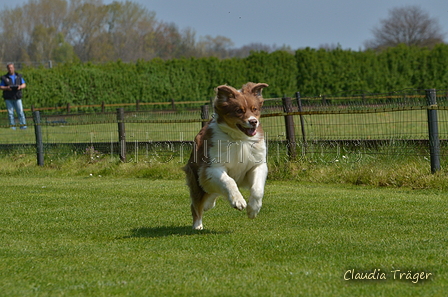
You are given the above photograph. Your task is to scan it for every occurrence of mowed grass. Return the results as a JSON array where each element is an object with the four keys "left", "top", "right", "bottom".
[{"left": 0, "top": 176, "right": 446, "bottom": 296}]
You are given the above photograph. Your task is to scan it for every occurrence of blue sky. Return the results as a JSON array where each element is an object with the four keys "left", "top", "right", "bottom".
[{"left": 1, "top": 0, "right": 447, "bottom": 50}]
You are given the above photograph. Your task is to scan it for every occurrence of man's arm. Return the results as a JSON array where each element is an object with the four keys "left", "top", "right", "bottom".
[
  {"left": 0, "top": 78, "right": 26, "bottom": 90},
  {"left": 0, "top": 78, "right": 12, "bottom": 91}
]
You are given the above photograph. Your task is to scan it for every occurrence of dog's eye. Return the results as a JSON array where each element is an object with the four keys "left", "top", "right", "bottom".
[{"left": 236, "top": 108, "right": 244, "bottom": 114}]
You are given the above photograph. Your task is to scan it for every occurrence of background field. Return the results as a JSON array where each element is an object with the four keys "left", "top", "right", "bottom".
[
  {"left": 1, "top": 107, "right": 446, "bottom": 143},
  {"left": 0, "top": 176, "right": 446, "bottom": 296},
  {"left": 1, "top": 91, "right": 448, "bottom": 180}
]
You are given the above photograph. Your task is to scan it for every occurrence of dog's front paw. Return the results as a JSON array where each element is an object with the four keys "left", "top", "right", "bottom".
[
  {"left": 247, "top": 205, "right": 260, "bottom": 219},
  {"left": 247, "top": 199, "right": 262, "bottom": 219},
  {"left": 231, "top": 197, "right": 247, "bottom": 211}
]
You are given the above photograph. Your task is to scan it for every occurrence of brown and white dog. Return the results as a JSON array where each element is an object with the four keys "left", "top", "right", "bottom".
[{"left": 183, "top": 82, "right": 269, "bottom": 230}]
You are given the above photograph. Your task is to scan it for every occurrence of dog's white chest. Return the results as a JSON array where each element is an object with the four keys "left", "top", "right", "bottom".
[{"left": 207, "top": 122, "right": 266, "bottom": 183}]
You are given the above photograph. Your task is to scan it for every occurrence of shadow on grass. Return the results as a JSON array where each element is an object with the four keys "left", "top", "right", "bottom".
[{"left": 120, "top": 226, "right": 231, "bottom": 239}]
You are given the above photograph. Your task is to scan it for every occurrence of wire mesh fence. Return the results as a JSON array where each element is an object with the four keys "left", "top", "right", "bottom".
[{"left": 0, "top": 89, "right": 447, "bottom": 170}]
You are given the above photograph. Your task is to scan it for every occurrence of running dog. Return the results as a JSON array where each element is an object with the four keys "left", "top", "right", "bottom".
[{"left": 183, "top": 82, "right": 269, "bottom": 230}]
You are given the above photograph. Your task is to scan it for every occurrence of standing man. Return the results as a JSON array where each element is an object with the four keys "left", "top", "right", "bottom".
[{"left": 1, "top": 63, "right": 27, "bottom": 130}]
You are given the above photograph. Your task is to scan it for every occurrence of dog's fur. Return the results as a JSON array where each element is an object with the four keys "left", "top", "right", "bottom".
[{"left": 183, "top": 82, "right": 268, "bottom": 230}]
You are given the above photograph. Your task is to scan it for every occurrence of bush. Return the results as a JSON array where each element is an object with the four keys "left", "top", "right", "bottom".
[{"left": 5, "top": 44, "right": 448, "bottom": 111}]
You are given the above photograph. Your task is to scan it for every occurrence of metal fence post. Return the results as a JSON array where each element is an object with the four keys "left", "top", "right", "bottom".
[
  {"left": 33, "top": 111, "right": 44, "bottom": 166},
  {"left": 117, "top": 108, "right": 126, "bottom": 162},
  {"left": 426, "top": 89, "right": 441, "bottom": 173},
  {"left": 282, "top": 96, "right": 296, "bottom": 159}
]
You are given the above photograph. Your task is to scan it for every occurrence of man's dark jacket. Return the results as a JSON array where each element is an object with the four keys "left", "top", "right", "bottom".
[{"left": 1, "top": 72, "right": 23, "bottom": 100}]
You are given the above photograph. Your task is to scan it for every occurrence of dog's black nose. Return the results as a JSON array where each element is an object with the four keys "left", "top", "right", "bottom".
[{"left": 249, "top": 119, "right": 258, "bottom": 127}]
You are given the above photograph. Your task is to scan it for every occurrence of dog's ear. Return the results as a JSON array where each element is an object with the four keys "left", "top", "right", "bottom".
[
  {"left": 242, "top": 83, "right": 268, "bottom": 107},
  {"left": 215, "top": 85, "right": 239, "bottom": 104},
  {"left": 249, "top": 83, "right": 269, "bottom": 97}
]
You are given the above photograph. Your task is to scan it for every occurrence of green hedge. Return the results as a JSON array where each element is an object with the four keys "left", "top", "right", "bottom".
[
  {"left": 296, "top": 44, "right": 448, "bottom": 95},
  {"left": 2, "top": 44, "right": 448, "bottom": 110}
]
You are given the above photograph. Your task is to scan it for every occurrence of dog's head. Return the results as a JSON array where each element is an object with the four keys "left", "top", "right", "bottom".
[{"left": 214, "top": 82, "right": 268, "bottom": 137}]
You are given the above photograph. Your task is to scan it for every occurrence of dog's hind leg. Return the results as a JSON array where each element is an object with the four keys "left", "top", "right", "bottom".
[
  {"left": 190, "top": 189, "right": 207, "bottom": 230},
  {"left": 184, "top": 164, "right": 206, "bottom": 230},
  {"left": 192, "top": 193, "right": 218, "bottom": 230},
  {"left": 191, "top": 201, "right": 204, "bottom": 230}
]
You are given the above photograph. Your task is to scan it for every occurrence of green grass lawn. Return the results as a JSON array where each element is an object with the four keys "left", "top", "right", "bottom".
[{"left": 0, "top": 177, "right": 446, "bottom": 296}]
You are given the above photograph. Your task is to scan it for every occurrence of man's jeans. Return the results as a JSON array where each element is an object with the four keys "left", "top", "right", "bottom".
[{"left": 5, "top": 99, "right": 27, "bottom": 129}]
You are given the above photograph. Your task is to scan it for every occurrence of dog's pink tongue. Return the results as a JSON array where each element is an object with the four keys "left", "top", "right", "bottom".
[
  {"left": 248, "top": 128, "right": 257, "bottom": 136},
  {"left": 238, "top": 124, "right": 257, "bottom": 136}
]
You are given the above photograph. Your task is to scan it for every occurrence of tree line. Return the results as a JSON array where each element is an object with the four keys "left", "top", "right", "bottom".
[
  {"left": 4, "top": 44, "right": 447, "bottom": 111},
  {"left": 0, "top": 1, "right": 444, "bottom": 64},
  {"left": 0, "top": 0, "right": 291, "bottom": 64}
]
